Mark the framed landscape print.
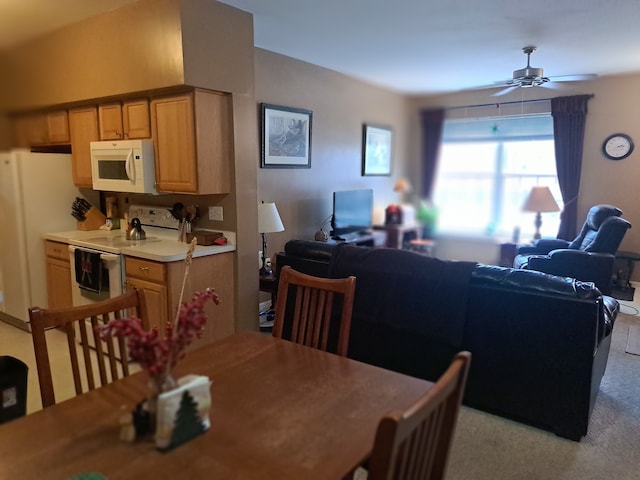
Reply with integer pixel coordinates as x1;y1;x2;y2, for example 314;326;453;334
261;103;312;168
362;124;392;176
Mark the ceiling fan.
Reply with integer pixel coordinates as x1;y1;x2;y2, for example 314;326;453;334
490;46;597;97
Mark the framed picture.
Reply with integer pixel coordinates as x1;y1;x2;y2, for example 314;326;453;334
362;124;392;176
261;103;312;168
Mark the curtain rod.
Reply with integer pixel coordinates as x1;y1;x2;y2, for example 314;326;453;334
446;94;594;112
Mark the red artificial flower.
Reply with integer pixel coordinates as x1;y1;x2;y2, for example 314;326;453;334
100;288;220;375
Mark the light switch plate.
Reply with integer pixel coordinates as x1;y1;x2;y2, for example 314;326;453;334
209;206;223;221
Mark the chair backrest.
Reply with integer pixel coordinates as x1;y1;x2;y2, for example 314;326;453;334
28;289;148;408
272;265;356;357
568;204;631;253
367;351;472;480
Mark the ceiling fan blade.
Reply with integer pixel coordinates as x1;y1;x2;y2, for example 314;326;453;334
460;80;512;92
539;81;568;90
549;74;598;82
492;85;519;97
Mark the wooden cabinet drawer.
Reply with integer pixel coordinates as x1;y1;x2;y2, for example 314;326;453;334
44;241;69;261
125;257;166;283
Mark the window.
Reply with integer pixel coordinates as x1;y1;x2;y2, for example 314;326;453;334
433;114;562;239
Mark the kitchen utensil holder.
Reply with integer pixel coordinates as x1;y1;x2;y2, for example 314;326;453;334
77;207;107;231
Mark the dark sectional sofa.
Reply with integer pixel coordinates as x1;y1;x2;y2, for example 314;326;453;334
276;240;620;441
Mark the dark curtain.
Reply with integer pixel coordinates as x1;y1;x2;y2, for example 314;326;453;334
419;108;446;199
551;94;593;240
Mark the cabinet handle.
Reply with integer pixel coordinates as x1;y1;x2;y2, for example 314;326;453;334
138;266;149;272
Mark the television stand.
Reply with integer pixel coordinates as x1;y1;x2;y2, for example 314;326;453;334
328;231;386;247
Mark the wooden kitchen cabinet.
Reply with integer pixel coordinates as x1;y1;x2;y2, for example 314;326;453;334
99;99;150;140
150;89;232;194
125;252;235;346
46;110;70;143
12;110;69;146
44;241;73;309
125;257;168;331
69;106;100;188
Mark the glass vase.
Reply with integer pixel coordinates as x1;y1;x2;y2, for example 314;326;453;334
146;371;177;431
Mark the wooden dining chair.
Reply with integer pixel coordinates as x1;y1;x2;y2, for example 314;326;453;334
272;265;356;357
28;289;148;408
366;351;472;480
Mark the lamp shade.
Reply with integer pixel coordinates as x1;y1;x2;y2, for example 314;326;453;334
393;178;412;194
258;202;285;233
522;186;560;213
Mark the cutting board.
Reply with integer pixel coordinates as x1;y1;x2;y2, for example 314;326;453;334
186;231;223;246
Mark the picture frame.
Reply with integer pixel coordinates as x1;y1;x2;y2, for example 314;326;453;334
261;103;312;168
362;124;392;176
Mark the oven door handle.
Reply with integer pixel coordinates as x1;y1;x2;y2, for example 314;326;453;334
69;245;120;263
99;253;120;263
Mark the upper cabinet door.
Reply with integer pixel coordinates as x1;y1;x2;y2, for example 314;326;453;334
46;110;70;144
99;99;150;140
122;99;150;139
151;93;198;193
98;103;124;140
150;90;232;195
12;111;69;146
69;106;99;188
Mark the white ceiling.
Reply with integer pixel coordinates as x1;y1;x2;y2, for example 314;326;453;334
3;0;640;95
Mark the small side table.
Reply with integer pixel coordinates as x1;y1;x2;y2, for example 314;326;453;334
407;238;436;256
612;251;640;301
373;224;421;249
499;242;518;267
259;273;278;330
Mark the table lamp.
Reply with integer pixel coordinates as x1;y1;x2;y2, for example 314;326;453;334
258;202;285;275
522;186;560;240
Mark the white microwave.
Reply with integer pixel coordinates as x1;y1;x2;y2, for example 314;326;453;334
90;139;157;194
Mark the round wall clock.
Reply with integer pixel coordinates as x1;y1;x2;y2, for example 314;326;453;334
602;133;634;160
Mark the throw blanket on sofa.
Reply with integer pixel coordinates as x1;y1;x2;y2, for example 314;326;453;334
329;245;477;348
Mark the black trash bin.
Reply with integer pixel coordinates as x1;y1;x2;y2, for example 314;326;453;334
0;356;28;423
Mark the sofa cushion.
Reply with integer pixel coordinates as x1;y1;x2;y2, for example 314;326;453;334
472;264;601;299
329;245;477;348
284;239;337;260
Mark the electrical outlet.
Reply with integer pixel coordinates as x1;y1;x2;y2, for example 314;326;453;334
208;206;223;221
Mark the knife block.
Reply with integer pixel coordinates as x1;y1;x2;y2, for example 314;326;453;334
77;207;107;231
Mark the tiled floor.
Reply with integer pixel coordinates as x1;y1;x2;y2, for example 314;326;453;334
0;320;139;414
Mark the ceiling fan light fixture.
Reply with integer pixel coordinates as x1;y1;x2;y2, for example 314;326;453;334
488;46;597;97
513;66;545;80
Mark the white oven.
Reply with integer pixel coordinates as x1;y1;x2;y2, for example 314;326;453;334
68;244;127;358
68;245;125;306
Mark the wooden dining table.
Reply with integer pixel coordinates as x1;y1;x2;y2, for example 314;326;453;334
0;332;433;480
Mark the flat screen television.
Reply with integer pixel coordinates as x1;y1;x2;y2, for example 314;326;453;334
331;188;374;238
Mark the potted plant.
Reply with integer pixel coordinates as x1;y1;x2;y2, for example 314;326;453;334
416;199;438;239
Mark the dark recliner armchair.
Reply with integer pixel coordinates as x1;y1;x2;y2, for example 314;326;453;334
513;204;631;295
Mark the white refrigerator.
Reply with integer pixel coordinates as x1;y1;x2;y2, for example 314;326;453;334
0;150;80;329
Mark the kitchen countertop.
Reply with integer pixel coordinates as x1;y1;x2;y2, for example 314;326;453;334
44;227;236;262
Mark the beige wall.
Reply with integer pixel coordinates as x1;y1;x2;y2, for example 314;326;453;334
255;49;410;261
0;0;184;111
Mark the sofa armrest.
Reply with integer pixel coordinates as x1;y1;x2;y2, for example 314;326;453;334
516;238;570;255
527;250;615;295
